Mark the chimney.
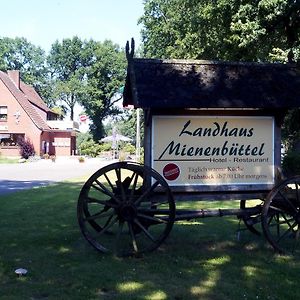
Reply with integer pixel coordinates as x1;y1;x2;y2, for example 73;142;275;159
7;70;20;89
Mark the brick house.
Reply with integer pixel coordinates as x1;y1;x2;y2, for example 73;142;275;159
0;70;77;157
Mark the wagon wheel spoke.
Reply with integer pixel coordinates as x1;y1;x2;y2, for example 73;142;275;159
128;222;138;253
267;214;275;225
133;218;156;242
137;212;169;224
104;173;114;191
87;197;118;208
266;215;294;228
269;205;286;214
113;221;125;254
97;216;119;236
240;200;262;236
77;162;175;256
267;213;296;237
278;190;298;214
262;175;300;255
84;210;115;222
276;213;280;236
276;221;298;243
129;172;139;199
115;167;126;201
92;179;121;204
135;180;160;206
280;213;296;229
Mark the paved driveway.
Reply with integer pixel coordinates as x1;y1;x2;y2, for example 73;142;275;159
0;157;112;195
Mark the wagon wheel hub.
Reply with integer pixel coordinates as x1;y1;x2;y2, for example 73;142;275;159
118;202;137;222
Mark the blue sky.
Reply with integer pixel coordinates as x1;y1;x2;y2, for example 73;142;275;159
0;0;144;52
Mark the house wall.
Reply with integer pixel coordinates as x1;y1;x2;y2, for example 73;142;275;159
0;75;77;158
0;80;42;156
41;131;76;156
53;132;73;156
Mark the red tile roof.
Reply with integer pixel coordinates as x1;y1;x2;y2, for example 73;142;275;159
20;81;52;113
0;71;51;130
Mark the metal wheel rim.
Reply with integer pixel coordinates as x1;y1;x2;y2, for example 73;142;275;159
262;175;300;255
240;199;262;236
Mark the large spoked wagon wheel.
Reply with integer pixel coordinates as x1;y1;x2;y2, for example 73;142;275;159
262;176;300;255
240;199;263;235
77;162;175;257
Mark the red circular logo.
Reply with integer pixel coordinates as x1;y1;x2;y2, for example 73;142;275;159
79;115;87;122
163;163;180;181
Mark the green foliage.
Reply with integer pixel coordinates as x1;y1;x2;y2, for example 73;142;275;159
77;132;113;157
50;106;66;120
0;157;19;163
76;132;93;149
0;37;50;98
140;0;300;62
282;108;300;150
48;36;87;80
121;143;136;154
77;132;100;157
282;149;300;176
108;109;144;144
48;37;89;120
99;142;112;152
78;139;102;157
48;38;126;138
81;40;127;140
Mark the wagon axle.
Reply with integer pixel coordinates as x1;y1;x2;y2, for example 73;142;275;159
174;206;262;221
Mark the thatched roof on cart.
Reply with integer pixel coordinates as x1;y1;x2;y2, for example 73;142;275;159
123;56;300;110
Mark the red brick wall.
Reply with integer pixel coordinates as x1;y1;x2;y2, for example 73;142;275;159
0;80;42;156
0;79;76;157
41;131;76;156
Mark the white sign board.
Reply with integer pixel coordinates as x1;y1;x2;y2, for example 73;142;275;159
151;116;274;186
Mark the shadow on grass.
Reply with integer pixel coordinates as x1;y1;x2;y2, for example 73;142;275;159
0;183;299;299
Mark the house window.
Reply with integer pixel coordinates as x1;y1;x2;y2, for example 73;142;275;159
0;133;24;147
0;106;8;121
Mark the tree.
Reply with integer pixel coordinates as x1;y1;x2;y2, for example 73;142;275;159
47;36;88;120
80;40;127;140
0;37;50;99
111;109;144;144
139;0;300;62
229;0;300;62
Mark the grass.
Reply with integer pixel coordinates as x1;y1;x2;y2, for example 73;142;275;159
0;178;300;299
0;156;19;164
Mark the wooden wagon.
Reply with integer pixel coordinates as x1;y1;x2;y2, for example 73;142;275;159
77;40;300;257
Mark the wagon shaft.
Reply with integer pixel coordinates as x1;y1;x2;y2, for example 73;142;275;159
174;206;262;221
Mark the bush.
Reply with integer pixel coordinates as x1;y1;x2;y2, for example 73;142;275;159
18;138;35;159
282;149;300;176
121;143;135;154
78;140;102;157
99;143;112;152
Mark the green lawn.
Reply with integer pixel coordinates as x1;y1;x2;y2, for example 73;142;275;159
0;178;299;299
0;157;19;164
